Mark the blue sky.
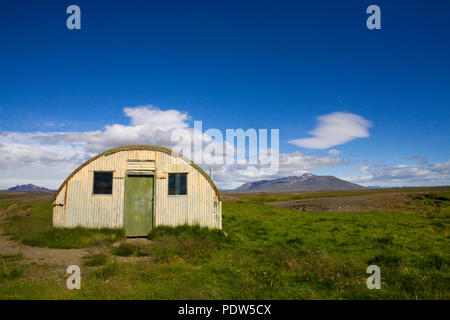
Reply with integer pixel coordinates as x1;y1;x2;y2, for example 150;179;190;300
0;0;449;189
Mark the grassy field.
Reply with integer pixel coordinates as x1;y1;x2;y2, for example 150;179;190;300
0;188;448;299
2;200;123;249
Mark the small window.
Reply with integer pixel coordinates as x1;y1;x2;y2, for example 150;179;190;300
168;173;187;195
93;171;113;194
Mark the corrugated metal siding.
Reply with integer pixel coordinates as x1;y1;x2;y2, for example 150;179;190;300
126;160;156;171
52;149;222;229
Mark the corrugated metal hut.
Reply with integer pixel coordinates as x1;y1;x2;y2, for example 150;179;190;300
52;145;222;236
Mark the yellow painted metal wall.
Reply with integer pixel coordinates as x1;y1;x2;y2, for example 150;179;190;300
53;150;222;229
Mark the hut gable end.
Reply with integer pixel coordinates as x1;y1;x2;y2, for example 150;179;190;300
52;145;222;233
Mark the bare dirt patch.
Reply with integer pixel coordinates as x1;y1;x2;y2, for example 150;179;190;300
0;204;91;266
269;192;421;212
0;203;149;266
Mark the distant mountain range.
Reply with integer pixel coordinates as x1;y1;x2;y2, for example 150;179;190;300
6;184;54;193
234;173;365;192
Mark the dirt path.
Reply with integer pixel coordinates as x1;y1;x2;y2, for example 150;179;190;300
0;204;154;267
0;204;92;266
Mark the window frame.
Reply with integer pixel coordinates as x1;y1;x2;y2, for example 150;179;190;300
92;171;114;195
168;173;188;196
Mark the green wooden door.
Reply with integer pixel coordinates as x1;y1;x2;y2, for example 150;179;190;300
125;175;154;236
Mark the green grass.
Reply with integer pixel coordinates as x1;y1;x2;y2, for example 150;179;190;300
83;253;109;267
111;243;137;257
145;225;227;264
0;254;24;282
0;188;448;299
110;226;226;264
111;243;151;257
1;201;124;248
0;201;15;211
235;186;450;204
0;262;23;282
91;262;120;280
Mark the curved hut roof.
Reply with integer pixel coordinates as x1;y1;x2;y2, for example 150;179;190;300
53;145;221;201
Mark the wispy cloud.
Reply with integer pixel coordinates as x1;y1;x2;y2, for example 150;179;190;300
347;161;450;186
289;112;372;149
328;148;341;156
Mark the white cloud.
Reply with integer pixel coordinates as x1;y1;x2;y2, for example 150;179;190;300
347;161;450;186
0;106;348;190
289;112;372;149
328;148;341;156
35;105;192;154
